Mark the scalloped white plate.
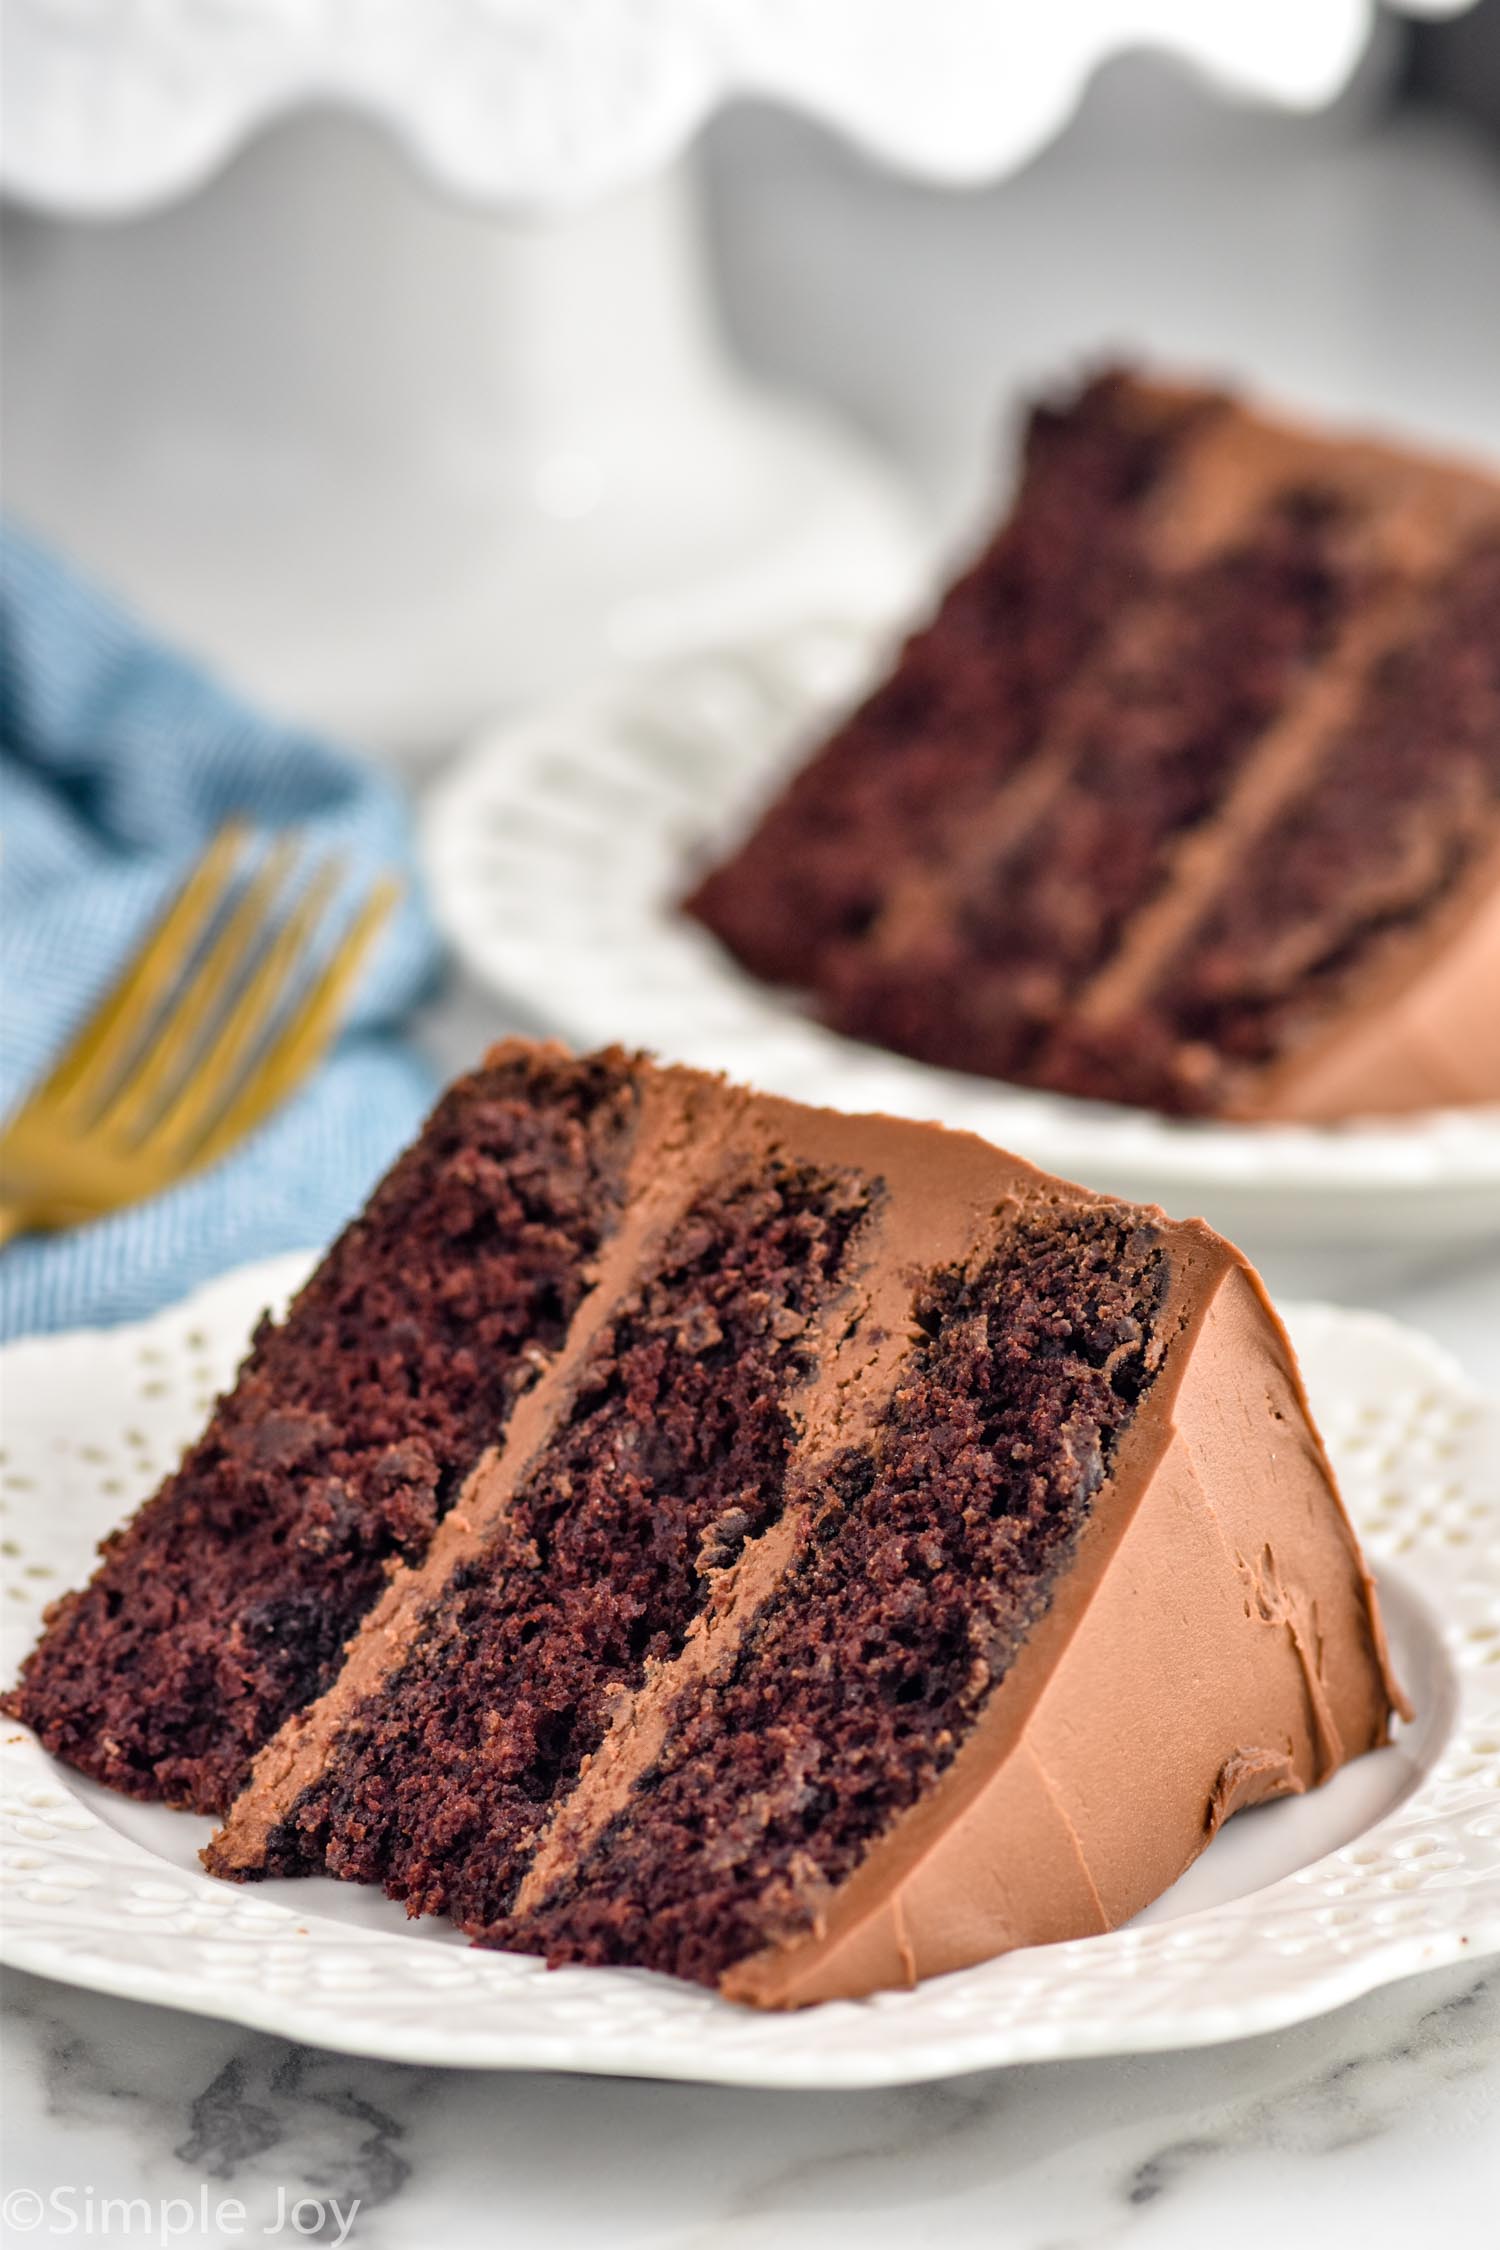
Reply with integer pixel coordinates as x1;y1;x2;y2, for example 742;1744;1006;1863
423;624;1500;1249
2;1255;1498;2085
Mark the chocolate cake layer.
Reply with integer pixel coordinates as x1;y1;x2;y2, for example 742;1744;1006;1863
685;369;1500;1120
496;1206;1172;1986
240;1158;872;1923
683;373;1209;991
2;1045;642;1811
200;1049;1401;2004
820;481;1361;1082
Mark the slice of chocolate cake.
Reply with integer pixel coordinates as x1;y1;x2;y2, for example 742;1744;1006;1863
685;369;1500;1120
49;1043;1396;2010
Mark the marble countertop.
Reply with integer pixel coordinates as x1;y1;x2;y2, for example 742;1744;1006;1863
4;1956;1496;2248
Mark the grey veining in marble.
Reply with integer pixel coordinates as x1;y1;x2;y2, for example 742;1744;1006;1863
4;1959;1497;2249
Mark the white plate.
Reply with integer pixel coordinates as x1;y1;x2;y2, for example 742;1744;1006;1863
3;1254;1498;2086
423;625;1500;1247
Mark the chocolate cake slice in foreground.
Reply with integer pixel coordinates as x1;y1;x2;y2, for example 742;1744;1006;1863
685;368;1500;1119
177;1047;1403;2006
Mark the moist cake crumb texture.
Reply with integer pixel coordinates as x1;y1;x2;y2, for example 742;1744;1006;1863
1;1045;641;1811
248;1158;872;1923
497;1207;1170;1985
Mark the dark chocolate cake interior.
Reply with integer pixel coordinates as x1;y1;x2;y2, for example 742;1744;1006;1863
493;1203;1170;1983
248;1158;873;1922
234;1181;1173;1991
3;1047;640;1811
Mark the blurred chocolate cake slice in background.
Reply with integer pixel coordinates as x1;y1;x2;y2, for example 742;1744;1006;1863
685;369;1500;1120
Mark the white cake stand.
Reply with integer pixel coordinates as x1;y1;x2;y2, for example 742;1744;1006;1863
1;0;1474;753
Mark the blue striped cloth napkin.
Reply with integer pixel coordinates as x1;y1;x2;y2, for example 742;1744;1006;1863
1;525;442;1340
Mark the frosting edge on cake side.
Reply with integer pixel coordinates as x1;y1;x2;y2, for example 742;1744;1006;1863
723;1246;1403;2007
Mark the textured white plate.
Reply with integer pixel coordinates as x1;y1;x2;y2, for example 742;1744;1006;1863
423;624;1500;1247
3;1254;1498;2085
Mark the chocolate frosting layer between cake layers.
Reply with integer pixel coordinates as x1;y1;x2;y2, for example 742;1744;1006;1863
206;1053;1403;2004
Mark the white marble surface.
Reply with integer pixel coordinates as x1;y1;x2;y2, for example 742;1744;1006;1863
5;59;1500;2250
3;1957;1497;2248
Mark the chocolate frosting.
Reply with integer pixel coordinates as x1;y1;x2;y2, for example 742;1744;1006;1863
208;1048;1404;2003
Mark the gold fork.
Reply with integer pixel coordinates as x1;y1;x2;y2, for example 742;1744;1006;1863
0;823;400;1245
